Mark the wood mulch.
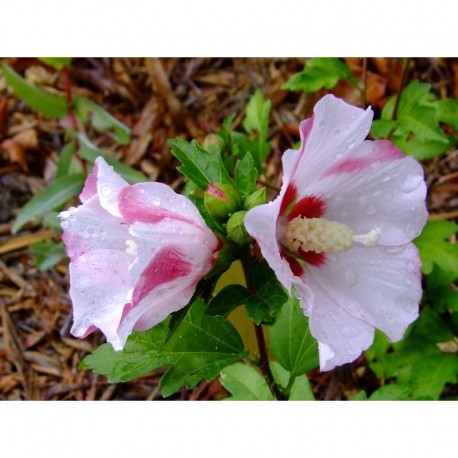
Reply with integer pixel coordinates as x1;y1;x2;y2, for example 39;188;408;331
1;58;457;400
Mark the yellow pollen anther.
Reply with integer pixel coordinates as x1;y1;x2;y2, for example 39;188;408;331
282;217;382;255
283;217;354;254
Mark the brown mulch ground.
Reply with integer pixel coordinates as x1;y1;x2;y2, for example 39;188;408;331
1;58;457;400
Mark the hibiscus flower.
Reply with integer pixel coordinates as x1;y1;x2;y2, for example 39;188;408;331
59;157;220;350
245;94;427;370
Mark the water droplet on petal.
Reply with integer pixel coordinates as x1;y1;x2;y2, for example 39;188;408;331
345;269;359;286
384;245;406;255
61;220;69;229
334;128;341;135
319;120;326;127
381;173;391;183
342;326;360;337
399;173;422;193
404;223;421;239
365;204;378;216
405;260;416;273
69;213;76;221
404;277;413;286
347;142;355;149
101;186;112;197
382;191;393;202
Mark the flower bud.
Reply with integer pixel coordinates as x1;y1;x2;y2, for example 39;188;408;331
243;187;267;211
226;211;252;245
204;183;242;220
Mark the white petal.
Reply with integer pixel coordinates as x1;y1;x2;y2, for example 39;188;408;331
94;157;129;217
291;94;373;191
60;197;131;261
245;179;298;293
69;249;134;349
307;140;428;245
305;243;422;343
305;280;375;371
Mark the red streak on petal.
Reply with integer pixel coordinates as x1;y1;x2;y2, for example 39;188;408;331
288;195;326;220
132;247;192;306
119;187;195;226
324;140;404;177
297;249;326;267
280;248;304;277
279;184;297;216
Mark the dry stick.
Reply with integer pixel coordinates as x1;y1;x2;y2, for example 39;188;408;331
62;67;86;173
392;58;412;122
361;57;368;108
240;249;286;400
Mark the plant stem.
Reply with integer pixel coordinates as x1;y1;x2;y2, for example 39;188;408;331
253;323;286;400
240;248;286;400
392;58;411;121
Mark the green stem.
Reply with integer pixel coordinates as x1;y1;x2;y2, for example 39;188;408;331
240;248;286;400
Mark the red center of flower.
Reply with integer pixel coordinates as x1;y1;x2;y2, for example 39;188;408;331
278;184;327;273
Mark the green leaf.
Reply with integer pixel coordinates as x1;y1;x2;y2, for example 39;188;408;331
55;142;76;178
366;306;458;400
370;119;396;139
270;362;315;400
81;299;246;397
243;90;271;139
73;95;131;145
168;138;233;191
12;173;86;233
38;58;72;70
282;58;356;93
245;260;288;325
30;240;67;271
415;220;458;278
437;98;458;130
235;152;258;198
352;391;368;400
382;80;453;160
270;293;319;376
220;363;274;400
207;285;250;317
76;134;147;184
397;80;433;117
369;384;411;400
1;62;68;118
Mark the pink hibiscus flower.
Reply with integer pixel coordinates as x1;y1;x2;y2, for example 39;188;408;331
245;94;428;371
59;157;220;350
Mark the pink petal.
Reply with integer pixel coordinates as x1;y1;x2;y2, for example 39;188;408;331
117;244;212;344
303;243;422;344
309;140;428;245
60;197;131;261
118;182;207;228
80;163;98;203
69;249;135;350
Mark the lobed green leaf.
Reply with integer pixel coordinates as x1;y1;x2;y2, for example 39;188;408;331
168;138;233;191
270;293;319;376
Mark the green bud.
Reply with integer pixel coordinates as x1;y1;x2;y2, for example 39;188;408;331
243;187;267;211
204;183;242;220
226;211;252;245
203;134;224;152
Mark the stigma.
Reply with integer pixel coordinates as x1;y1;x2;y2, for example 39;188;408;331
282;217;381;254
